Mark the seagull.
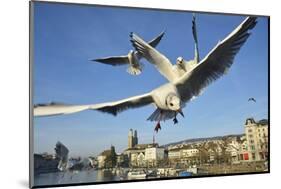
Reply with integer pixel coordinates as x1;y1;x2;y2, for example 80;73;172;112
34;17;257;132
142;14;200;81
90;31;165;75
248;97;256;102
170;13;200;80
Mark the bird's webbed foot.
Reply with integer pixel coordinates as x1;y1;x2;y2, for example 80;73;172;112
173;112;178;124
154;122;161;133
173;117;178;124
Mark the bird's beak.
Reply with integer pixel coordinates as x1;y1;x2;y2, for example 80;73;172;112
177;109;184;117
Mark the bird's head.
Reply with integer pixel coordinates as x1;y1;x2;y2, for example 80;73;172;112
176;57;184;65
166;93;181;111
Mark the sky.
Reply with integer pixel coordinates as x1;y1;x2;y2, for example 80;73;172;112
32;2;268;157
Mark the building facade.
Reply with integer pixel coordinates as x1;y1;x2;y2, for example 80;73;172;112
145;147;165;166
97;145;117;168
244;118;268;161
168;148;181;160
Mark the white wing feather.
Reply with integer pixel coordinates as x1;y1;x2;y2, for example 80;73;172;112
175;17;257;102
34;93;153;117
130;33;177;82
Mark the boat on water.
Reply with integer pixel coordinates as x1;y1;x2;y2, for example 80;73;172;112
178;171;192;177
146;169;158;178
127;170;146;179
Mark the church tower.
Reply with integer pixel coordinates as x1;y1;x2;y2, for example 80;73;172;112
133;130;138;146
128;129;134;148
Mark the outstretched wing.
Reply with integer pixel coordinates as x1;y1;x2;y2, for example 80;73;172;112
34;102;92;117
130;32;176;82
34;93;154;117
192;13;200;63
92;92;153;116
175;17;257;102
91;55;129;66
148;30;165;48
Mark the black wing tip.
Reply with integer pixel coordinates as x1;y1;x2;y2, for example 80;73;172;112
89;58;98;62
245;17;258;30
159;30;166;37
158;31;165;41
34;101;67;107
90;59;105;64
97;107;118;116
130;32;137;38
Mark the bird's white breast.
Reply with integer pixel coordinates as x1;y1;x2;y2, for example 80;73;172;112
151;83;179;110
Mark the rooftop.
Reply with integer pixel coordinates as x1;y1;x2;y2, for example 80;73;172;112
245;118;268;126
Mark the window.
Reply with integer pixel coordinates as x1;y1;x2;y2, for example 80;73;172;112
248;129;252;133
250;140;254;144
240;154;243;160
251;145;255;150
252;153;256;160
259;152;264;160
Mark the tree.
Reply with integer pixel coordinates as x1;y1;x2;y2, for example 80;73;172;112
218;137;232;164
198;142;209;164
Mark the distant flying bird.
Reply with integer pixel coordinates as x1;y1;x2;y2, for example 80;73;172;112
91;31;165;75
34;17;257;132
248;97;256;102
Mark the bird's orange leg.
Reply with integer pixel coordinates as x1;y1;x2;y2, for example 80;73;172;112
154;110;163;132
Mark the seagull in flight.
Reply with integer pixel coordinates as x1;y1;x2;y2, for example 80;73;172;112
147;14;200;82
34;17;257;132
174;13;201;76
248;97;256;102
90;31;165;75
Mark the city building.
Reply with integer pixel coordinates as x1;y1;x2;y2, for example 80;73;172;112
225;136;243;163
145;147;165;166
97;145;117;168
124;143;158;167
97;154;106;169
128;129;138;148
134;130;138;146
179;147;199;165
95;118;268;169
244;118;268;161
168;148;181;160
116;153;129;167
34;153;59;175
180;148;199;158
238;135;249;161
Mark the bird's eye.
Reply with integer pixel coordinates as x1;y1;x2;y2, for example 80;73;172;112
170;103;174;106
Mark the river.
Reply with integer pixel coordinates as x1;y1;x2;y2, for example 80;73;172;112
34;170;121;186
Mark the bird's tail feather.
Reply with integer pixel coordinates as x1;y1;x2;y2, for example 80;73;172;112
127;65;142;75
147;108;176;122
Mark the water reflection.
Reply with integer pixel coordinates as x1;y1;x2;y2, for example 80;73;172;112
34;170;120;186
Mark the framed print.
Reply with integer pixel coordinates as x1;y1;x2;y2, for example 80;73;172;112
30;1;269;188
